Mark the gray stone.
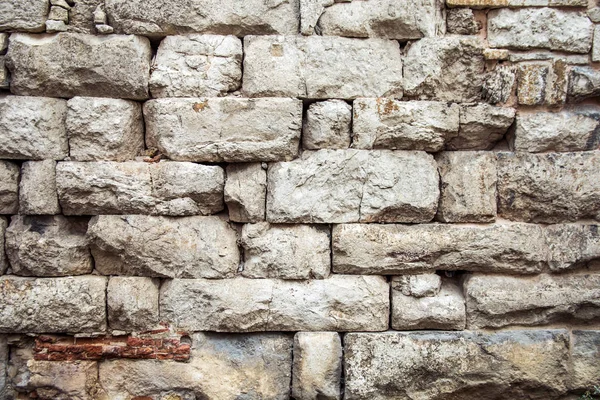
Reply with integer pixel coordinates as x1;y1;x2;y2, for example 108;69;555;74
488;8;593;53
497;152;600;223
5;215;92;277
243;35;403;99
0;34;7;54
93;5;106;24
303;100;352;149
0;161;19;214
572;331;600;391
344;330;570;400
0;95;68;160
594;26;600;62
392;274;441;298
6;33;151;100
160;275;389;332
107;277;159;332
0;0;48;32
149;34;242;98
56;161;225;216
589;7;600;22
447;103;515;150
95;24;113;34
224;163;266;222
19;160;61;215
45;19;68;33
404;36;485;102
267;150;439;223
292;332;342;400
447;8;479;35
300;0;334;35
48;6;69;22
545;224;600;272
448;0;587;5
144;97;302;162
0;56;8;89
0;335;6;397
0;218;6;275
568;66;600;102
352;99;460;152
88;215;239;278
482;65;516;104
516;61;567;106
241;222;331;279
0;276;107;333
66;97;144;161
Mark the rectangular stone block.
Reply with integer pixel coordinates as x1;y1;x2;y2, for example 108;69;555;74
516;61;567;106
267;150;439;223
448;0;587;7
0;276;107;333
243;36;403;99
569;66;600;102
224;163;267;222
107;277;159;332
19;161;60;215
160;276;389;332
0;0;48;32
447;103;515;150
145;97;302;162
303;100;352;150
6;33;151;100
0;335;5;396
56;161;225;216
545;224;600;272
572;331;600;391
0;161;19;214
594;26;600;62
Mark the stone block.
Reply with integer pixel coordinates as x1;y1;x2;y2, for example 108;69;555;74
392;274;442;298
545;224;600;272
19;161;60;215
0;0;48;32
224;163;267;222
447;103;515;150
447;9;479;34
482;65;516;104
516;61;567;106
107;277;159;332
303;100;352;149
594;26;600;62
569;66;600;102
448;0;587;6
0;217;6;275
0;161;19;214
572;330;600;391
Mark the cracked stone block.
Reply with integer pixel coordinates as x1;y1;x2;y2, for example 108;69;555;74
482;65;516;104
145;97;302;162
107;277;159;332
572;331;600;391
545;224;600;272
224;163;267;223
447;9;479;35
300;0;334;35
64;0;103;34
0;0;48;32
516;61;567;106
0;218;7;275
0;161;19;214
19;160;61;215
568;66;600;102
303;100;352;150
446;103;515;150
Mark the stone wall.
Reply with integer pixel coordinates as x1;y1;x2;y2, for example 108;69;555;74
0;0;599;399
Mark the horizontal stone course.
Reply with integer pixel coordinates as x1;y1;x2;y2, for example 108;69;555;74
448;0;587;6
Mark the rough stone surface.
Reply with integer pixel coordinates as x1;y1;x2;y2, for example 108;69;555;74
56;161;225;216
88;215;239;278
392;274;442;298
243;35;403;99
267;150;439;223
241;222;331;279
0;34;7;53
545;224;600;272
66;97;144;161
571;330;600;391
0;0;48;32
0;335;6;397
224;163;267;222
303;100;352;150
0;95;68;160
482;65;516;104
107;277;159;332
447;9;479;35
448;0;587;6
149;34;242;98
344;330;570;400
0;161;19;214
488;8;593;53
19;161;61;215
144;97;302;162
160;276;389;332
594;26;600;63
5;215;92;277
0;218;6;275
0;276;107;333
446;103;515;150
6;33;151;100
568;66;600;102
497;152;600;223
292;332;342;400
0;56;8;89
516;61;567;106
352;99;460;152
300;0;334;35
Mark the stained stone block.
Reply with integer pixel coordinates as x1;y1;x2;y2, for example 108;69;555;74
569;66;600;102
19;161;60;215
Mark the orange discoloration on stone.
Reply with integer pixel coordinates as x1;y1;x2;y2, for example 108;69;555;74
193;100;209;112
375;98;399;116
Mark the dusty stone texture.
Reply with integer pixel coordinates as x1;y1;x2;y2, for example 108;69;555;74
403;37;485;102
446;103;516;150
300;0;332;35
0;34;7;53
392;274;441;298
241;222;331;279
160;275;389;332
6;33;151;100
105;0;300;37
0;335;6;397
0;161;19;214
594;26;600;63
464;273;600;329
447;9;479;35
0;218;6;275
99;333;293;400
516;61;567;106
568;66;600;102
482;65;516;104
448;0;587;6
332;223;548;275
46;19;68;33
5;215;92;277
107;277;159;332
149;34;242;98
267;150;439;223
436;152;497;223
344;330;570;400
0;96;68;160
0;0;48;32
488;8;593;53
545;224;600;272
292;332;342;400
88;215;239;278
352;99;460;152
56;161;225;216
224;163;267;222
0;276;107;333
571;330;600;391
303;100;352;149
66;97;144;162
0;56;8;89
496;152;600;223
243;35;403;99
65;0;103;34
145;97;302;162
19;161;61;215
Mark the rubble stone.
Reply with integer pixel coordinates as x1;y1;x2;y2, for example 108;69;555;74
224;163;267;222
303;100;352;149
107;277;159;332
482;65;516;104
19;161;61;215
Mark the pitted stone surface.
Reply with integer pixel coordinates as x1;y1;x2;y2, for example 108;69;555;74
0;161;19;214
447;9;479;35
224;163;267;223
545;224;600;272
392;274;442;298
303;100;352;150
569;66;600;102
447;103;515;150
572;330;600;391
0;0;48;32
19;160;61;215
107;277;159;332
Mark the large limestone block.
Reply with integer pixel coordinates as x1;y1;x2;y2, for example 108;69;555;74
0;0;48;32
243;35;403;99
99;333;293;400
104;0;300;37
6;33;151;100
267;150;439;223
393;274;442;298
464;273;600;329
19;161;61;215
88;215;239;278
344;330;570;400
404;37;485;102
572;331;600;391
224;163;266;222
488;8;593;53
66;97;144;161
497;152;600;223
56;161;225;216
0;276;107;333
545;224;600;272
333;223;548;274
352;99;460;152
0;161;19;214
447;103;515;150
160;276;389;332
303;100;352;150
0;218;6;275
149;34;242;98
0;96;68;160
241;222;330;279
144;97;302;162
107;277;159;332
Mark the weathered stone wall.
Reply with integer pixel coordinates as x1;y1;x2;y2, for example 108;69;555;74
0;0;599;399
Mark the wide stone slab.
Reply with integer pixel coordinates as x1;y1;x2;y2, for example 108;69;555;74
267;150;439;223
0;0;48;32
160;276;389;332
144;97;302;162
